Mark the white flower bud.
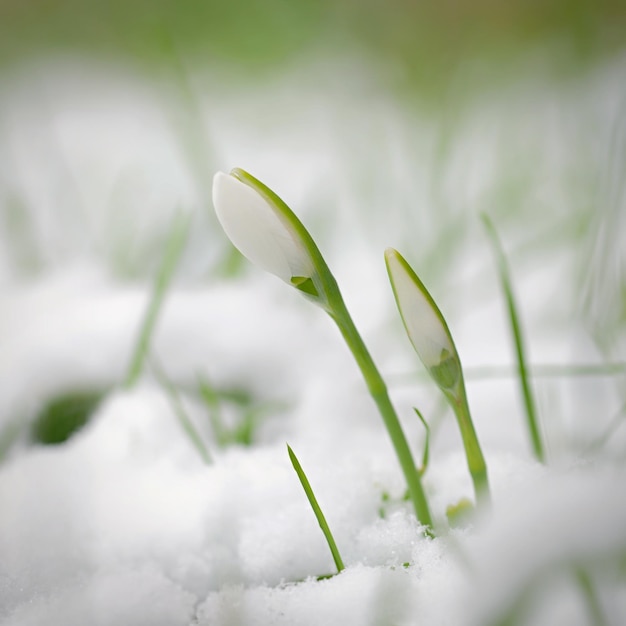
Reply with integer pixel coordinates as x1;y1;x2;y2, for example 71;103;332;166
212;170;315;286
385;248;459;390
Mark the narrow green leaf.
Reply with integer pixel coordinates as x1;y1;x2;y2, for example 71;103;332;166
574;568;608;626
287;444;345;574
481;213;545;463
125;211;190;388
445;498;474;528
413;407;431;476
197;375;228;448
151;359;212;465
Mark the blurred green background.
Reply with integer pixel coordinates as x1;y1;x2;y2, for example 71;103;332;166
1;0;625;96
1;0;624;454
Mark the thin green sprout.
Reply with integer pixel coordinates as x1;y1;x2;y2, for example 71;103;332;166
574;568;608;626
445;498;474;528
125;211;190;388
214;169;434;532
197;375;283;447
287;444;345;574
413;407;431;476
388;362;626;385
385;248;490;507
197;375;228;447
481;213;545;463
151;359;212;465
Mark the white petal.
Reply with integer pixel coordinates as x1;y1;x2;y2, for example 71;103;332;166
386;249;454;368
212;172;313;283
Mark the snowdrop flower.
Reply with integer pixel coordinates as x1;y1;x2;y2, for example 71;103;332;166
212;168;330;305
385;247;490;505
212;169;434;527
385;248;459;391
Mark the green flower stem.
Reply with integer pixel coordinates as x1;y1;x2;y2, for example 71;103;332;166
329;297;435;532
445;382;490;506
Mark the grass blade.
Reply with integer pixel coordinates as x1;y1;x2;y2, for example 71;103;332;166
151;359;212;465
482;213;545;463
574;568;608;626
125;211;190;388
413;407;431;476
287;444;345;574
197;375;228;447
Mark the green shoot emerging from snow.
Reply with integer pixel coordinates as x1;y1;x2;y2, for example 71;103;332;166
125;211;190;389
413;407;431;476
287;444;345;575
481;214;545;463
151;359;212;465
213;168;434;531
385;248;490;507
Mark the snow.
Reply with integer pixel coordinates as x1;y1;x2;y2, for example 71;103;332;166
1;53;625;624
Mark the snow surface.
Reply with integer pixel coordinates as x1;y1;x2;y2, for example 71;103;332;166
1;54;625;625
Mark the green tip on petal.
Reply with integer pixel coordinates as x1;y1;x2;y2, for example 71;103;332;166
290;276;320;297
384;248;460;390
428;348;460;391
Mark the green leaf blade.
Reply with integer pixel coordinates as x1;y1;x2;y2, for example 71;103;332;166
482;213;545;463
287;444;345;574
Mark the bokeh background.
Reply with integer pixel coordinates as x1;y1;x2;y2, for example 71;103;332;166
0;0;625;456
2;0;625;84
